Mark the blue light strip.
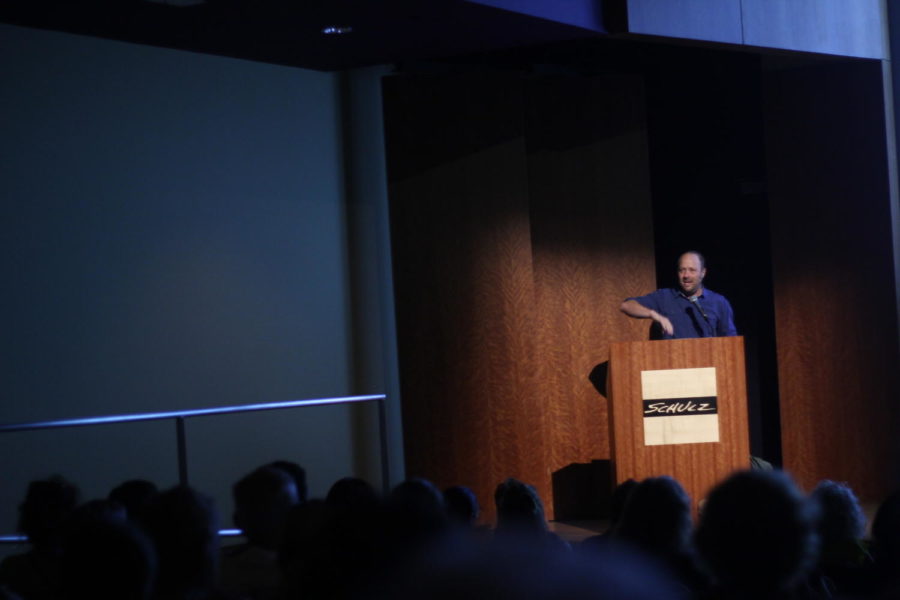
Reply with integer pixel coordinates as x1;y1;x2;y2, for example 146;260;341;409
219;528;243;537
0;530;244;544
0;394;386;433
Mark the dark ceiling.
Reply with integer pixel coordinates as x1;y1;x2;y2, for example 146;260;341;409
0;0;619;71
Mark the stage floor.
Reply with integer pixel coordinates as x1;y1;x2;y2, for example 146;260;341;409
548;520;609;544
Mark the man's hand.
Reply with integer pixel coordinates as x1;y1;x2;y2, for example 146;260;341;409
619;300;674;336
652;312;674;336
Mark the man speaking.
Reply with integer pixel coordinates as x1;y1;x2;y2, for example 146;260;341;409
620;251;737;339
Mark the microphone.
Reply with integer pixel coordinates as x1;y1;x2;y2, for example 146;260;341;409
688;295;709;322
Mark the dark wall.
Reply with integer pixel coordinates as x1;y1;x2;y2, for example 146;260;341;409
642;48;781;464
0;24;376;534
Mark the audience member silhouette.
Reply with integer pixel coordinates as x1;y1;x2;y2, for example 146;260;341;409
611;476;691;553
267;460;308;506
609;476;706;594
0;476;79;600
325;476;378;513
108;479;159;524
443;485;480;529
377;531;682;600
139;485;223;600
493;478;567;551
581;478;637;551
807;479;872;597
59;499;155;600
280;477;385;600
219;466;299;600
278;500;340;600
0;586;20;600
607;478;638;528
328;478;387;597
384;478;448;556
494;478;546;534
870;488;900;598
21;466;900;600
694;470;819;600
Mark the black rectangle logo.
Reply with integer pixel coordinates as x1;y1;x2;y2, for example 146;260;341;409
643;396;718;417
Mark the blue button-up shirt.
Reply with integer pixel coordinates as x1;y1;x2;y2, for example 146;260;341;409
627;288;737;339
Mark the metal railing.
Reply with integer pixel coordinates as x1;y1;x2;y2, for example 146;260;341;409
0;393;390;496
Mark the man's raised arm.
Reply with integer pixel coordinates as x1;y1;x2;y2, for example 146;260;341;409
619;299;674;336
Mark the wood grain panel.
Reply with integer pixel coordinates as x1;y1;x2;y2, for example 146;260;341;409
384;74;546;522
384;72;658;521
608;337;750;515
764;60;900;500
525;75;657;487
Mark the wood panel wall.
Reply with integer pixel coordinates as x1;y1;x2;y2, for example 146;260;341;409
383;73;656;520
764;60;900;500
525;75;656;477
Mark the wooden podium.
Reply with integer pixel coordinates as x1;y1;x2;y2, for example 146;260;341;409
607;337;750;514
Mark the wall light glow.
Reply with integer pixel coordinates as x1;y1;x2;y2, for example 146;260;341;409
322;26;353;35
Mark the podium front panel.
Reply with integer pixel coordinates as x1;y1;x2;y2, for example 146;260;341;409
608;336;749;513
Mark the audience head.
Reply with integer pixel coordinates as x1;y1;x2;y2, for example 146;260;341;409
60;502;155;600
871;489;900;570
443;485;480;527
23;466;869;600
278;500;334;598
66;498;127;530
380;534;682;600
326;476;379;513
268;460;308;505
279;499;331;567
388;478;447;533
18;476;80;553
608;478;638;525
612;476;692;559
140;485;220;598
233;465;300;550
695;469;818;596
494;478;547;534
810;479;866;547
108;479;158;523
383;478;449;560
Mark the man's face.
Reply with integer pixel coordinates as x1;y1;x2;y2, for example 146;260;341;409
677;253;706;297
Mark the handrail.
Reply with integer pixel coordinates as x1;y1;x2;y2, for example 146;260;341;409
0;393;390;495
0;530;243;544
0;395;387;432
